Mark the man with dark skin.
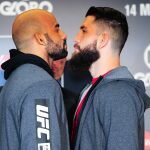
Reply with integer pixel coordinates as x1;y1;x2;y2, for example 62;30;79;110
0;9;70;150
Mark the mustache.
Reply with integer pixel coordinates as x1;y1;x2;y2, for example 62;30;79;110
64;39;67;47
63;39;68;50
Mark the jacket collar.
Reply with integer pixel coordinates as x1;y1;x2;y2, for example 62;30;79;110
2;49;53;79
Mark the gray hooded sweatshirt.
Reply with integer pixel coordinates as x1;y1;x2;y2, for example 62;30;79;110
0;50;70;150
74;66;150;150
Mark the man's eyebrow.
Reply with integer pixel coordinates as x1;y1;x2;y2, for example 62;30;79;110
55;24;60;28
80;25;87;30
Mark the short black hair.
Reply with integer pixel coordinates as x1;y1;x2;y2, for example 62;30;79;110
86;6;128;53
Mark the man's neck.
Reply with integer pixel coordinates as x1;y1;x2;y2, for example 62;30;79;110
89;56;120;78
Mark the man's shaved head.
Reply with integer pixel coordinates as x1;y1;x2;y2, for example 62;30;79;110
12;9;56;51
11;9;67;63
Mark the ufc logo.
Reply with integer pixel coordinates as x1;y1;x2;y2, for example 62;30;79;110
36;104;50;150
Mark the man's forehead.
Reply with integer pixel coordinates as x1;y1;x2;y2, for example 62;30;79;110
80;16;95;29
40;13;58;28
83;16;95;24
51;18;60;29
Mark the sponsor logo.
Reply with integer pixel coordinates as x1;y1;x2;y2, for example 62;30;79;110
36;100;51;150
0;0;53;16
145;132;150;150
134;44;150;87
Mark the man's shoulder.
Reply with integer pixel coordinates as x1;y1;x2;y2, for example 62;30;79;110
98;79;135;91
16;63;52;77
9;64;53;85
2;64;56;101
94;80;137;104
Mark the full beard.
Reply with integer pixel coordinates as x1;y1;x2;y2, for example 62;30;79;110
69;41;100;72
45;33;68;60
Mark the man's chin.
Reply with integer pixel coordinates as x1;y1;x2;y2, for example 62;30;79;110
49;49;68;60
69;50;99;72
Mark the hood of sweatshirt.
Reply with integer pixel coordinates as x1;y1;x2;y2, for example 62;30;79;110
1;49;53;80
99;66;150;110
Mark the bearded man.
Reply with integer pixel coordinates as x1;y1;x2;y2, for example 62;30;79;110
69;6;150;150
0;9;70;150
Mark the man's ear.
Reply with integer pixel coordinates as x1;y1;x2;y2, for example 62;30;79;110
34;32;47;45
97;32;109;49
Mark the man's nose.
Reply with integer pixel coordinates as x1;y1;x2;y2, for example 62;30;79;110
60;30;67;40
